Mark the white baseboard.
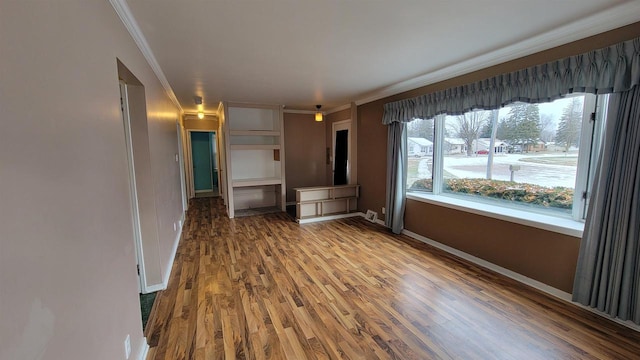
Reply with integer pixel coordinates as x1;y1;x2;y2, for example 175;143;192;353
400;229;640;333
161;221;183;290
402;229;572;301
285;201;296;206
136;338;149;360
144;283;164;294
298;212;363;224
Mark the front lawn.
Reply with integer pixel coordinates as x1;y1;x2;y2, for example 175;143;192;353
409;178;574;209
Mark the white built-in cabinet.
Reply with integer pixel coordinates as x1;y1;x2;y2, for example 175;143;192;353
222;103;285;218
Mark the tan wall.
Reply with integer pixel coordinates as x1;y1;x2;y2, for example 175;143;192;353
404;201;580;291
184;116;219;130
0;2;182;359
356;22;640;293
284;113;327;202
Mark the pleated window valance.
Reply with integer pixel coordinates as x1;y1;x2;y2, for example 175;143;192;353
382;38;640;125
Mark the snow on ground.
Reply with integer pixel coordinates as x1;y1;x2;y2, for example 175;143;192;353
419;153;578;188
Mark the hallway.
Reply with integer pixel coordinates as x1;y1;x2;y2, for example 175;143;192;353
145;198;640;359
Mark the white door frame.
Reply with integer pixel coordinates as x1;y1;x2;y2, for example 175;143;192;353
332;119;351;185
186;129;220;198
176;122;188;212
119;81;146;292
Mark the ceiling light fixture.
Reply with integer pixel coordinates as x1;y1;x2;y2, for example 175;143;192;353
194;96;204;119
315;105;323;122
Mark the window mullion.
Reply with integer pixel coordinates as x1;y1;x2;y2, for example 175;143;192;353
573;93;597;220
433;114;445;194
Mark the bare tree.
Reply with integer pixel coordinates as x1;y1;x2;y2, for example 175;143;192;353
556;97;583;152
450;111;487;156
539;113;556;142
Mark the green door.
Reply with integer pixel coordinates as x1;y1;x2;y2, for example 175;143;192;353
191;132;212;191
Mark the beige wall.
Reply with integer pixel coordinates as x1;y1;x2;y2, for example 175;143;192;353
284;113;327;202
184;116;219;131
0;1;182;359
356;22;640;293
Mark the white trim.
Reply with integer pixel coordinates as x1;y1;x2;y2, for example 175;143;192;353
119;82;147;293
135;339;149;360
332;120;352;185
195;189;213;193
161;216;184;290
297;212;363;224
402;229;572;300
109;0;183;113
353;2;640;107
283;109;316;114
326;104;351;115
283;104;353;116
406;193;584;238
375;218;385;226
144;283;165;294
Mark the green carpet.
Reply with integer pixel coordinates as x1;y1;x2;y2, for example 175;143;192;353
140;292;157;330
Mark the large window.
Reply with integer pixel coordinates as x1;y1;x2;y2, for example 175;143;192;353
407;93;608;221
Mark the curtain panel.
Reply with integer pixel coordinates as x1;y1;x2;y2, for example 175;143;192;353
572;87;640;324
385;122;407;234
383;38;640;125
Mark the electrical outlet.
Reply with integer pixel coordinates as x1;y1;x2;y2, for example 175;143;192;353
173;222;177;231
381;207;386;215
124;334;131;359
175;153;179;162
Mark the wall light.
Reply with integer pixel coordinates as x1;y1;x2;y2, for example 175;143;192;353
315;105;323;122
197;111;205;119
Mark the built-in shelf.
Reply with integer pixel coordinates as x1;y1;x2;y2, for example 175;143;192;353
295;184;359;222
222;102;286;218
233;177;282;187
230;144;280;150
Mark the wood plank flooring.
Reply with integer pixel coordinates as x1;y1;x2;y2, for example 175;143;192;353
145;197;640;359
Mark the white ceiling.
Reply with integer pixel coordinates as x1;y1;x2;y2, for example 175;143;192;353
122;0;640;114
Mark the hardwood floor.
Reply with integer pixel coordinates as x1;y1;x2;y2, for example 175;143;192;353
145;197;640;359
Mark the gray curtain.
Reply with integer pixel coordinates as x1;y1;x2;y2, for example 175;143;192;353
383;38;640;124
385;122;407;234
381;36;640;322
572;85;640;324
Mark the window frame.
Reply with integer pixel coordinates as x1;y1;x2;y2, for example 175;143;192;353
406;93;609;232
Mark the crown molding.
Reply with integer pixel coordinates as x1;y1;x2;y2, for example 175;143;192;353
354;1;640;106
284;103;352;115
109;0;183;113
283;109;316;114
325;103;351;115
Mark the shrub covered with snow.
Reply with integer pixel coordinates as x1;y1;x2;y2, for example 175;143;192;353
409;178;574;209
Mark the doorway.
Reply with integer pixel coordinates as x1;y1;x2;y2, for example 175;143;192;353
332;120;351;185
190;131;219;197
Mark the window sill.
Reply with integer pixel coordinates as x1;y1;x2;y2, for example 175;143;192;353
406;193;584;238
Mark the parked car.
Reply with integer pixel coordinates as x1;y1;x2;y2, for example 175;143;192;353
476;149;489;155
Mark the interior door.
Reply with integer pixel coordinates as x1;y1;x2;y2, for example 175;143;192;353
333;120;351;185
191;132;213;192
